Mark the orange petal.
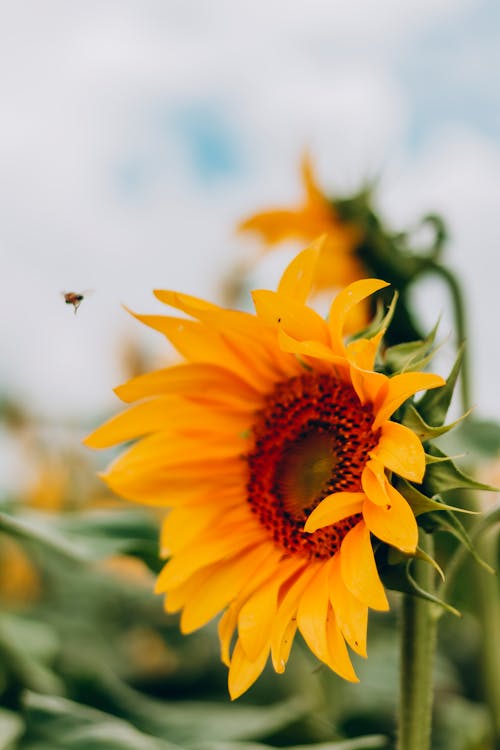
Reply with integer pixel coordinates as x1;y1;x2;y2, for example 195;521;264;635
180;544;274;634
328;553;368;657
296;563;330;664
325;604;359;682
114;362;259;404
219;603;238;667
372;421;425;483
277;240;324;303
277;328;347;366
372;372;445;430
349;365;387;407
363;483;418;554
270;565;317;673
238;560;303;661
301;153;325;205
228;639;269;700
361;459;391;506
304;492;365;532
328;280;390;356
340;521;389;611
346;331;384;372
154;531;263;591
252;290;330;344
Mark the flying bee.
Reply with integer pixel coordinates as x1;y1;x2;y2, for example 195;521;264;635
62;290;93;314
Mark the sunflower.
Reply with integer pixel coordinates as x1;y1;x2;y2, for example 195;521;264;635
85;239;444;699
239;154;365;291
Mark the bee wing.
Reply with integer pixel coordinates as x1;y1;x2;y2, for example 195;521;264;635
80;289;95;297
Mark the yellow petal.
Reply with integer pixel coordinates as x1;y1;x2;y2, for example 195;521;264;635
153;531;263;591
114;362;259;404
346;330;384;372
304;492;365;532
270;565;317;673
363;483;418;554
252;290;330;344
328;553;368;657
277;239;324;303
296;563;330;664
153;289;219;315
340;521;389;611
372;372;445;430
271;619;297;674
325;604;359;682
361;459;391;506
301;153;325;205
228;639;269;700
328;280;390;356
349;365;387;407
238;562;302;661
219;603;238;667
372;420;425;483
277;328;347;366
180;544;274;634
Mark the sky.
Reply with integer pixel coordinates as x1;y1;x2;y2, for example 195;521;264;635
1;0;500;426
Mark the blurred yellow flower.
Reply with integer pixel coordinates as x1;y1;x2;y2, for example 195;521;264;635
239;155;365;291
86;239;444;699
0;535;40;605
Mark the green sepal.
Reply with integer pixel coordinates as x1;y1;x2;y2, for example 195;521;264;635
423;445;498;494
422;507;495;575
377;545;460;616
396;478;477;517
405;557;461;617
349;290;398;343
415;346;463;427
414;544;445;582
383;320;439;374
402;404;471;442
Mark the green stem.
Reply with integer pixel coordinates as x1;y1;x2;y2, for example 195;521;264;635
397;533;437;750
425;260;500;745
420;262;471;410
472;529;500;747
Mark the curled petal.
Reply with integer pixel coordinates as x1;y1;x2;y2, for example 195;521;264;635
329;280;390;356
228;639;270;700
277;239;324;302
304;492;365;532
363;484;418;554
373;372;445;430
372;420;426;483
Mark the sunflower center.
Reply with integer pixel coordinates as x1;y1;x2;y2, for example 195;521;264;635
247;373;379;560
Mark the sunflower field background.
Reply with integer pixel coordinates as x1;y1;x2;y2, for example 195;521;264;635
2;2;500;749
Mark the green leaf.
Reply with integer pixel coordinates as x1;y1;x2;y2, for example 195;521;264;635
383;321;439;374
0;617;64;696
425;509;495;575
396;479;476;517
0;512;90;562
415;347;463;427
423;446;497;494
21;693;182;750
404;558;461;617
349;292;398;343
0;708;24;750
189;738;388;750
402;404;470;442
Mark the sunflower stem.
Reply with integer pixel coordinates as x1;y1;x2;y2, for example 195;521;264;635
397;532;437;750
472;527;500;746
420;261;470;410
429;262;500;745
